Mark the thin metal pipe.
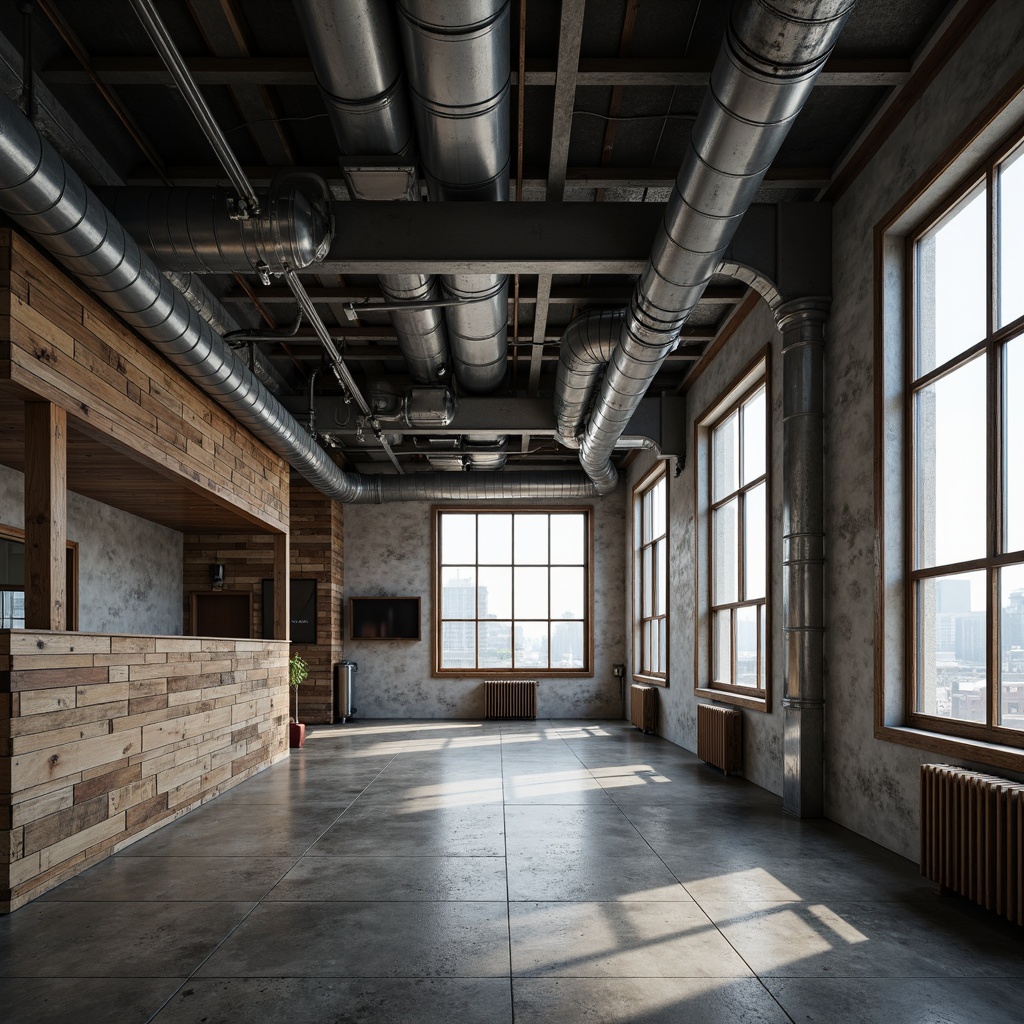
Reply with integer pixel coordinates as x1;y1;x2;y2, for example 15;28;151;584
283;269;404;472
127;0;261;217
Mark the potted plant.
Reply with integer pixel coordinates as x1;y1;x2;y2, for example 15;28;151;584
288;654;309;748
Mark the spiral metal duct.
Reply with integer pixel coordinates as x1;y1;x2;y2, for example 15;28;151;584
293;0;450;386
553;308;625;450
397;0;511;394
162;269;285;395
566;0;856;493
0;91;598;503
99;176;333;275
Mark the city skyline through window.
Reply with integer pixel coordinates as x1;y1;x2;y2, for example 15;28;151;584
436;509;590;674
911;135;1024;735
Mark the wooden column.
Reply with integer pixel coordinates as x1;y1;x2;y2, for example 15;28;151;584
273;532;289;641
24;401;67;630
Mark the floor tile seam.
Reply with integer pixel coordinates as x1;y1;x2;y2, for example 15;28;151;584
506;971;759;979
135;748;409;1024
498;722;517;1024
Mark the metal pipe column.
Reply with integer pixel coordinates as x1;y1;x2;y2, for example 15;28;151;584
777;297;829;818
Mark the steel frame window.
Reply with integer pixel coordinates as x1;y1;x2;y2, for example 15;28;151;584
633;462;668;683
707;376;768;697
433;507;592;676
906;130;1024;746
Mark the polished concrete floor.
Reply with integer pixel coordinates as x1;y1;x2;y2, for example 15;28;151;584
3;719;1024;1023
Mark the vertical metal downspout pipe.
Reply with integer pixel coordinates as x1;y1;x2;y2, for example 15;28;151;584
573;0;856;493
397;0;511;394
292;0;451;384
777;298;829;817
0;92;598;503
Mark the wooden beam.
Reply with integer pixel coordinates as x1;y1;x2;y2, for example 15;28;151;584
547;0;587;201
273;531;289;642
24;402;67;631
528;273;553;396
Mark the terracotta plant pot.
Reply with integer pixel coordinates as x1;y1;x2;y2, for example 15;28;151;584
289;722;306;748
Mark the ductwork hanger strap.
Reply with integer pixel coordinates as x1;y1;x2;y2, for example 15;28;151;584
127;0;260;219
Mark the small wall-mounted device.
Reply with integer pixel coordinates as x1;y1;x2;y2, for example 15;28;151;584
613;664;625;677
210;563;225;589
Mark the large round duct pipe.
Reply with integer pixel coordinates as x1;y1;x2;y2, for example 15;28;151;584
292;0;414;158
568;0;856;493
98;177;333;275
553;308;624;449
397;0;511;395
0;92;600;503
293;0;451;386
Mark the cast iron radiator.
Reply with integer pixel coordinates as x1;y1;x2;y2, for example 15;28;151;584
920;764;1024;924
696;703;742;774
630;684;658;734
484;680;538;719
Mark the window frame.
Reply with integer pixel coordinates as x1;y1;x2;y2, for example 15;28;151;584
694;348;772;711
0;522;79;631
431;505;594;677
902;129;1024;749
632;461;669;685
873;90;1024;773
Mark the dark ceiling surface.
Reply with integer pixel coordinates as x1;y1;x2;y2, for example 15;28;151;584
0;0;957;475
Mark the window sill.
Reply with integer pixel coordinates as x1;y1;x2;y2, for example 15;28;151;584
694;686;769;712
876;724;1024;775
632;675;668;688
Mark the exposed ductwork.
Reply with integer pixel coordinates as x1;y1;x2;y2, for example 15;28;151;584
99;176;333;277
397;0;511;394
162;269;287;395
0;91;599;503
553;307;624;450
294;0;451;386
559;0;856;493
291;0;414;160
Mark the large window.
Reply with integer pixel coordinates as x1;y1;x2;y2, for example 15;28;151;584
695;353;770;708
434;508;591;675
633;463;668;682
907;133;1024;745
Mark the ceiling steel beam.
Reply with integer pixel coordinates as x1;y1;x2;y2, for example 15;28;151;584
283;394;687;456
127;164;831;191
45;54;911;88
312;200;828;279
221;283;748;306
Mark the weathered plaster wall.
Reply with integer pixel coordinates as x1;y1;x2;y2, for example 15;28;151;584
625;299;786;796
344;493;627;719
824;0;1024;859
0;463;183;635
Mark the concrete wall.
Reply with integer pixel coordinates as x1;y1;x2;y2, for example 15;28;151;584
344;493;627;719
625;299;786;797
823;0;1024;860
0;463;183;636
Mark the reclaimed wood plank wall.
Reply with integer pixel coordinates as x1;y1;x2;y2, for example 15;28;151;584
0;230;289;534
0;630;289;913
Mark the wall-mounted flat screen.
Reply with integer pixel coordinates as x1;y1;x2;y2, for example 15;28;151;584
350;596;421;640
262;578;317;644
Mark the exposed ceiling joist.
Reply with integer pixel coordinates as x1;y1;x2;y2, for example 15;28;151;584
43;54;912;89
